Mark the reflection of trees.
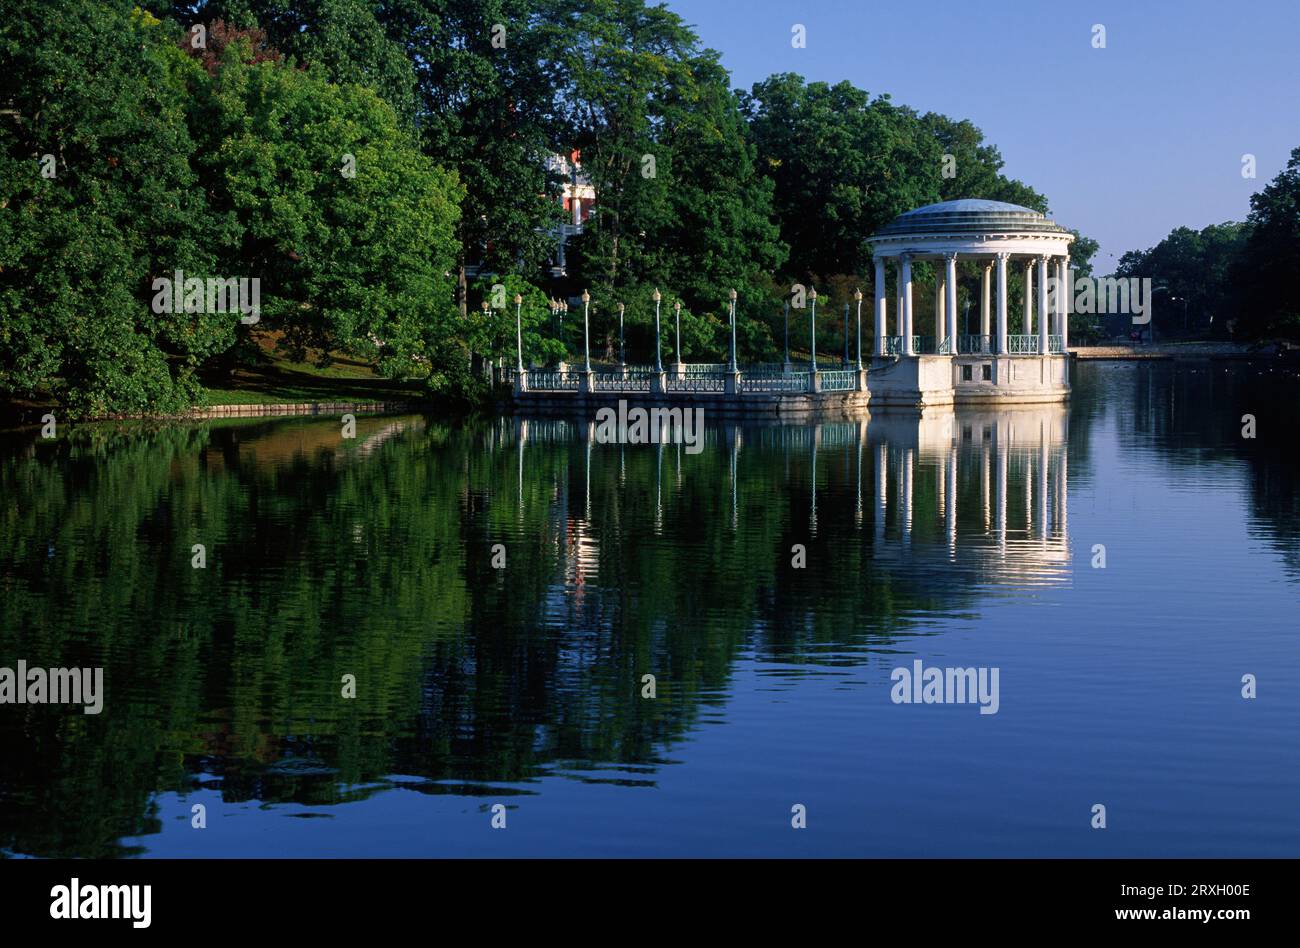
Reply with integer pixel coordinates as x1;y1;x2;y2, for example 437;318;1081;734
1;407;1077;856
1071;361;1300;576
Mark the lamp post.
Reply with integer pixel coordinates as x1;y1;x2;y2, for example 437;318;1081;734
652;288;663;372
481;300;491;381
514;293;524;373
783;300;790;368
854;287;863;370
728;288;738;371
561;299;569;368
674;300;682;371
548;299;557;366
617;302;625;367
809;287;818;369
581;289;591;371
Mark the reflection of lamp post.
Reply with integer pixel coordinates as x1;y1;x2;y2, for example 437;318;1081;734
652;288;663;372
581;289;591;371
514;293;524;372
728;288;738;371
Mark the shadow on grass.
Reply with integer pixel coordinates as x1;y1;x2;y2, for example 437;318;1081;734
200;355;426;406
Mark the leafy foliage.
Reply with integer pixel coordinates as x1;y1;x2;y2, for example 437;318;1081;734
1117;222;1250;338
1234;148;1300;341
2;0;1113;411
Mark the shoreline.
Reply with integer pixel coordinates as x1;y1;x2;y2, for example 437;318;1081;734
1070;343;1274;361
0;399;436;431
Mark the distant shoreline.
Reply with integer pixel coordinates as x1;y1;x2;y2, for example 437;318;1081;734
1071;342;1275;361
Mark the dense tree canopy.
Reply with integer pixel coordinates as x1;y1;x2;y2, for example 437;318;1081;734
547;0;785;357
0;3;220;415
741;75;1050;282
1234;147;1300;341
1116;222;1249;338
2;0;1119;414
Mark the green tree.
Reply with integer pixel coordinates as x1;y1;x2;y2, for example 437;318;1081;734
923;112;1047;212
0;2;225;415
742;74;1064;305
384;0;566;309
468;273;565;367
1117;222;1248;339
548;0;785;362
186;41;464;381
742;75;935;282
177;1;419;128
1234;147;1300;341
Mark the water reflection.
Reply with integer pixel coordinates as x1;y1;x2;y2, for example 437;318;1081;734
2;362;1298;857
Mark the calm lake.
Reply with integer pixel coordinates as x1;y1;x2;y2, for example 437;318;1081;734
2;361;1297;858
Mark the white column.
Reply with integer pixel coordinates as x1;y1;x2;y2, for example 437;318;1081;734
901;255;914;355
935;270;945;348
895;279;903;348
945;253;959;354
981;263;992;342
1037;255;1049;356
1058;257;1070;351
1023;260;1034;335
874;257;887;356
995;252;1009;354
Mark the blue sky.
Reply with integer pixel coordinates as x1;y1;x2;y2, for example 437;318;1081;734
668;0;1300;270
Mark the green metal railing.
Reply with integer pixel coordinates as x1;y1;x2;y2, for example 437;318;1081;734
740;370;808;393
528;370;581;390
819;370;855;392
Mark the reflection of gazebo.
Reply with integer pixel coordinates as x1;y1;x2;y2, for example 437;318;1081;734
867;200;1074;357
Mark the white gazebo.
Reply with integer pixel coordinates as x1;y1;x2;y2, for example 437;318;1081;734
865;199;1074;407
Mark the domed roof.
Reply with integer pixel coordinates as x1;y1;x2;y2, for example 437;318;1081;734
872;199;1070;238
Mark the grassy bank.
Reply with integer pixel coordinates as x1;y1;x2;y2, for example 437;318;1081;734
199;356;424;405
